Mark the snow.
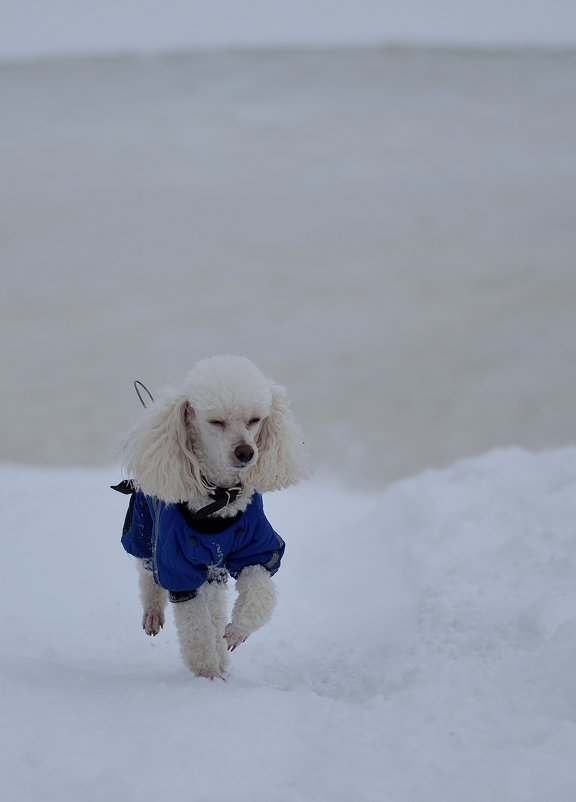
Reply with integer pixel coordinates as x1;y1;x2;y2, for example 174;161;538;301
2;448;576;801
1;41;576;800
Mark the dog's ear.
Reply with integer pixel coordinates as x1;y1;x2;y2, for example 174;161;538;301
248;383;311;493
122;392;204;502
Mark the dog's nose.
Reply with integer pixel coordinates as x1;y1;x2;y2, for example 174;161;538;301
234;444;254;464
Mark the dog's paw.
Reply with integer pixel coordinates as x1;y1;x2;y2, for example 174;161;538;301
223;622;250;652
196;668;227;681
142;608;165;636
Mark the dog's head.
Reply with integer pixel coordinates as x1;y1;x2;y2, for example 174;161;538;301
122;355;310;504
183;355;274;484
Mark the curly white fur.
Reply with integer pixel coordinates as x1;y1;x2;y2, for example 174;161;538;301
121;355;310;679
122;355;309;509
224;565;278;651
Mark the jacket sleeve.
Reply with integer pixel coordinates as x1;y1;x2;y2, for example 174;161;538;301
226;517;285;579
120;490;154;560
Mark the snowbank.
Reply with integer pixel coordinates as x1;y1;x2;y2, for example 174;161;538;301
2;447;576;801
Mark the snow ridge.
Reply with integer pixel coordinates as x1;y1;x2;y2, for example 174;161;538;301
1;448;576;801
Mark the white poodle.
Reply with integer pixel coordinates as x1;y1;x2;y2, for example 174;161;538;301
115;355;310;679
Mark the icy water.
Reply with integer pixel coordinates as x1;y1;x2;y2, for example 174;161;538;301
1;46;575;485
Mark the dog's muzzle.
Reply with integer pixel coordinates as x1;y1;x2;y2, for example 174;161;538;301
234;444;255;465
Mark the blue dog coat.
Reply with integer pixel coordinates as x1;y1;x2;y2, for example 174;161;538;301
120;489;285;595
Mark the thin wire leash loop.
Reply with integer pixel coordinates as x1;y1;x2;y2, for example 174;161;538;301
134;380;154;408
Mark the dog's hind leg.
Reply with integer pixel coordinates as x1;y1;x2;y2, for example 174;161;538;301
137;559;168;636
172;587;223;679
204;580;230;675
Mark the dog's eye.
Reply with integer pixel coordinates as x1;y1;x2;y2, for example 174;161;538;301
248;418;261;426
209;420;226;428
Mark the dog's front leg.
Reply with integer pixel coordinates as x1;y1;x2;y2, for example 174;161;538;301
172;587;223;679
224;565;277;651
137;560;167;636
203;580;230;675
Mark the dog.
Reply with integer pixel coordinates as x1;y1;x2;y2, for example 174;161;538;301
116;355;310;679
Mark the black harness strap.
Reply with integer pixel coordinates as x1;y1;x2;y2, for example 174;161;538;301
111;479;136;494
111;479;242;522
192;484;242;519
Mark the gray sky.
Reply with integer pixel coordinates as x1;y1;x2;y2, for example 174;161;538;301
2;0;576;58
